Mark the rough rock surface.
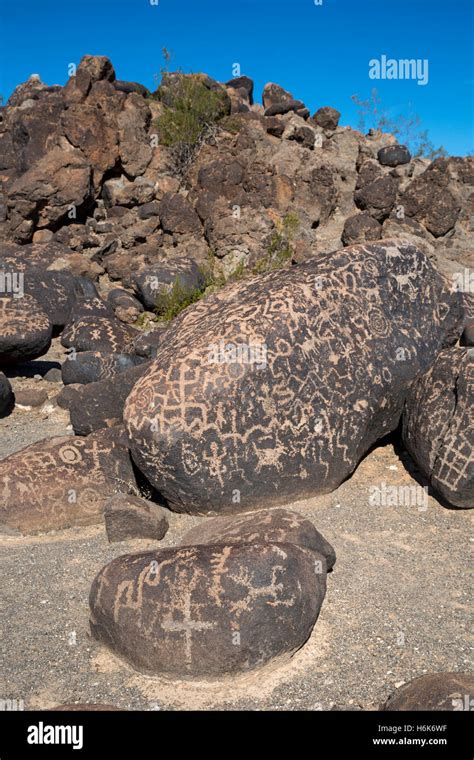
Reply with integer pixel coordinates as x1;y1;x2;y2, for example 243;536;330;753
89;541;326;678
63;361;151;435
0;295;52;365
61;314;137;354
22;269;77;329
133;258;205;311
0;371;14;417
104;492;169;542
313;106;340;131
124;241;463;514
381;673;474;711
0;427;136;533
181;508;336;569
398;158;461;238
402;348;473;508
377;144;411;167
61;351;144;385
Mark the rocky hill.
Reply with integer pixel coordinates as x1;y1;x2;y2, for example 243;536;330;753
1;54;472;285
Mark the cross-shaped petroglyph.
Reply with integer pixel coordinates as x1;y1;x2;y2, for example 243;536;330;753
161;592;216;667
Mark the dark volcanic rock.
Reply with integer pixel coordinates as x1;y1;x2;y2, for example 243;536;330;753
132;326;169;358
313;106;341;131
399;158;461;237
133;258;205;311
74;55;116;97
0;295;52;366
61;314;137;354
381;673;474;711
158;193;202;235
89;541;325;677
114;80;149;97
0;372;14;417
61;351;145;385
460;321;474;347
225;76;254;105
341;212;382;246
0;242;76;272
124;241;463;514
107;288;144;323
0;428;136;534
7;146;93;239
262;82;293;109
181;508;336;569
402;347;473;509
354;176;397;221
104;493;169;542
377;144;411;167
64;361;151;435
22;269;77;329
264;99;305;117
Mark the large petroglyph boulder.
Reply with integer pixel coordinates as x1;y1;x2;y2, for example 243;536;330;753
124;241;463;514
402;347;473;509
0;428;136;533
181;509;336;569
0;295;53;365
89;541;326;678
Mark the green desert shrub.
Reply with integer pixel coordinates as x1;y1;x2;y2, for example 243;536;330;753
154;270;211;322
254;213;300;274
154;72;230;176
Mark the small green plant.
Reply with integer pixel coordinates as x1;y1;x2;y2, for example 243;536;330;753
155;74;227;147
155;272;211;322
254;213;300;274
219;115;244;134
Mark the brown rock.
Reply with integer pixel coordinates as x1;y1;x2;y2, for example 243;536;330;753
402;348;473;509
354;175;397;221
0;295;52;365
158;192;202;235
399;158;461;237
104;493;169;542
8;146;93;233
342;212;382;245
262;82;293;109
382;673;474;711
313;106;341;131
181;508;336;569
0;428;136;534
14;388;48;408
89;541;326;677
62;361;151;436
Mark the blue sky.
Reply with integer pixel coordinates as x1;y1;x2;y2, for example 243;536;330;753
1;0;472;155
